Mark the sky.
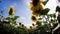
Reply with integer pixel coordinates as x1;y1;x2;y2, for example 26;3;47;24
0;0;60;28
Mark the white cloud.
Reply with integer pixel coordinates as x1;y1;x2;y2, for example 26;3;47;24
20;16;26;20
23;0;31;5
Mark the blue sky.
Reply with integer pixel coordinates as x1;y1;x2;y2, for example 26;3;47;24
0;0;60;28
0;0;32;28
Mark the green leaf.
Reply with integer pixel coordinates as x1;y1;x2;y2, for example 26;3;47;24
11;16;19;21
47;13;55;17
47;14;51;16
6;17;11;20
56;6;60;12
13;16;19;20
41;8;50;15
36;21;42;26
42;0;49;5
38;18;42;20
11;18;14;21
13;20;16;24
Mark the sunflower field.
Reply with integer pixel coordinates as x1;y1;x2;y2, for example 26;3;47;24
0;0;60;34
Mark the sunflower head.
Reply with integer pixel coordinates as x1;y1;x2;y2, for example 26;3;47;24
32;0;40;6
8;5;14;15
32;8;42;16
32;0;42;6
31;15;37;22
22;24;24;27
32;23;35;26
30;26;33;29
19;22;22;25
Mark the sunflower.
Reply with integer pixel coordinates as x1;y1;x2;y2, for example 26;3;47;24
31;4;43;16
32;9;41;16
31;0;42;6
30;0;43;10
30;26;33;30
19;22;22;25
8;5;14;15
32;0;40;6
31;15;37;22
30;0;43;16
32;23;35;26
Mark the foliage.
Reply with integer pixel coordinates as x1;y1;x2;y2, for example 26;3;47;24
41;8;50;15
56;6;60;12
6;16;19;24
0;22;28;34
0;0;60;34
42;0;49;5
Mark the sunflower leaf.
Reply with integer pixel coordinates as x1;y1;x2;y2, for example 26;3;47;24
38;18;42;20
41;8;50;15
56;6;60;12
6;17;11;20
42;0;49;5
13;16;19;20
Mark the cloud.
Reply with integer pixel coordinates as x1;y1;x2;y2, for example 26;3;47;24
23;0;31;5
20;16;26;20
